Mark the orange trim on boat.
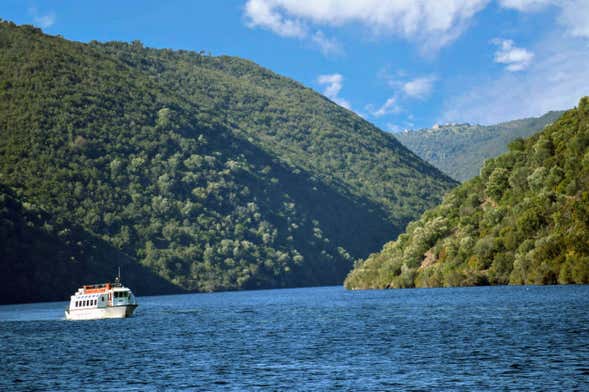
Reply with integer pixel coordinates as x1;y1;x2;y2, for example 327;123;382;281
82;283;112;294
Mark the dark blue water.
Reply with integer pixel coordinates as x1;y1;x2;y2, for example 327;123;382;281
1;285;588;391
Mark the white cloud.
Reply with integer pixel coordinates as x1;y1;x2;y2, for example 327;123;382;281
244;0;306;37
317;73;351;109
386;123;403;133
366;73;435;119
370;97;400;117
311;31;343;56
318;73;342;97
244;1;589;56
244;0;343;56
244;0;490;53
558;1;589;38
382;70;437;100
499;0;589;39
492;38;534;71
35;13;56;28
29;7;56;28
403;76;437;99
441;35;589;124
498;0;553;11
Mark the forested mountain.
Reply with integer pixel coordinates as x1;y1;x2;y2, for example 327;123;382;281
0;21;455;302
0;185;180;304
396;111;563;182
345;98;589;290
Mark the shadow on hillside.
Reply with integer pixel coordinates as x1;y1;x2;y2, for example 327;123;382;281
0;185;184;305
202;125;399;286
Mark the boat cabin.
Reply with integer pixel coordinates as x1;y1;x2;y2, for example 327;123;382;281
69;282;136;310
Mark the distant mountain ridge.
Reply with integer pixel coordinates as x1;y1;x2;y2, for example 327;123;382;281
345;98;589;290
396;111;564;182
0;21;456;302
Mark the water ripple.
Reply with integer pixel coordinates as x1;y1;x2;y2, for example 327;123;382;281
1;285;588;391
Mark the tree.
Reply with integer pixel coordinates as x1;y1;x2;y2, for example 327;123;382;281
486;167;510;201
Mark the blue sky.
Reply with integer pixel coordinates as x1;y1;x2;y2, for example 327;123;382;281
3;0;588;131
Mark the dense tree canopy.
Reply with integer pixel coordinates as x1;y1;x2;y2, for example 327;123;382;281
0;21;455;302
345;98;589;290
0;185;180;304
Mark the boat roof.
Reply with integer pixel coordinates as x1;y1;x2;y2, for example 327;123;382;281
78;282;129;294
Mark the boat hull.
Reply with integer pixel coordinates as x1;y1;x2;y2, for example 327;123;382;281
65;304;138;320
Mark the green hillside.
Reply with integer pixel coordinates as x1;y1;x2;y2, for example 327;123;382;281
0;21;455;301
345;98;589;290
0;184;181;304
396;111;563;181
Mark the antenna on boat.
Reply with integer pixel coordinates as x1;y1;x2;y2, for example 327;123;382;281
118;266;121;282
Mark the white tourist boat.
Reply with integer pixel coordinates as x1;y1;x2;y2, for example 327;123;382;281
65;271;138;320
